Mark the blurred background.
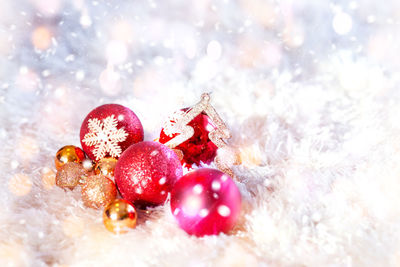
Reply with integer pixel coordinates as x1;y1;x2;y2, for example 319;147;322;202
2;0;400;266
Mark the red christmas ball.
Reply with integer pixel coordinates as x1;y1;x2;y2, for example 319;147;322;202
159;109;218;168
114;141;183;207
170;168;241;237
80;104;144;161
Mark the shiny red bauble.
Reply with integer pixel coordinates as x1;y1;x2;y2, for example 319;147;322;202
114;141;183;207
80;104;144;161
159;110;218;168
170;168;241;237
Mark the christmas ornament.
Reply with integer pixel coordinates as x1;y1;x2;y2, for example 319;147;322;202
81;174;117;209
80;104;144;161
159;108;218;167
94;157;117;178
55;145;85;170
170;168;241;237
159;93;238;177
55;162;87;189
103;199;137;234
115;141;183;207
82;158;95;171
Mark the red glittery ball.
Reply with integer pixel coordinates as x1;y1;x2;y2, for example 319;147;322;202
159;109;218;168
114;141;183;207
80;104;144;161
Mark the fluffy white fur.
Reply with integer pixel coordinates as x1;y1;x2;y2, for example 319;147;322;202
1;0;400;266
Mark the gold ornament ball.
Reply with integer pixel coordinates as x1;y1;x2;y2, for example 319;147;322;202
82;158;95;172
81;174;117;209
56;162;87;189
55;145;86;170
94;157;118;177
103;199;137;234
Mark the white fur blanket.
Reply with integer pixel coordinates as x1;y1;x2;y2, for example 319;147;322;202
1;0;399;266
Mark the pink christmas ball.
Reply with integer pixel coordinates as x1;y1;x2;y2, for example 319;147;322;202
170;168;241;237
115;141;183;207
80;104;144;161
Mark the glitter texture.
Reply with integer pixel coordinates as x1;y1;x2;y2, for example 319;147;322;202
81;174;117;209
80;104;144;161
115;141;183;207
55;162;87;189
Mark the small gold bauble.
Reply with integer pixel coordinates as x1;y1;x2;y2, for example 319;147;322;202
82;158;95;171
56;162;87;189
81;174;117;209
55;145;85;170
103;199;137;234
94;157;118;177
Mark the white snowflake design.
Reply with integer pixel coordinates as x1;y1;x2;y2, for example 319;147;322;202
163;110;187;137
82;115;128;160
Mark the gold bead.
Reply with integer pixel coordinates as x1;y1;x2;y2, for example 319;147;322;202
82;158;95;172
103;199;137;234
94;157;118;177
56;162;87;189
81;175;117;209
55;145;85;170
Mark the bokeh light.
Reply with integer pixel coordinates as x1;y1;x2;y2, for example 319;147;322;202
99;66;122;96
111;20;134;44
29;0;64;17
0;30;12;55
8;173;32;196
240;0;276;28
206;40;222;61
0;241;29;266
333;12;353;35
106;40;128;65
41;167;55;190
16;136;39;161
31;26;53;51
80;10;92;28
15;67;40;92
